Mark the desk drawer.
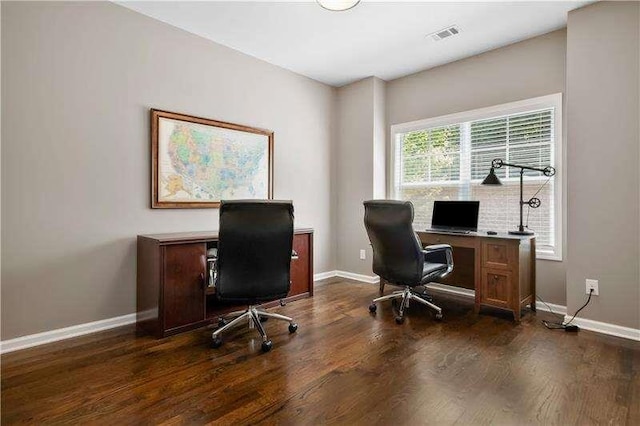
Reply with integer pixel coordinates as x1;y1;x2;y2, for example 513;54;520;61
419;233;475;249
481;269;512;308
482;241;515;270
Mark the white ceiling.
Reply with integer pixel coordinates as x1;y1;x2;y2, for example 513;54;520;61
118;1;590;87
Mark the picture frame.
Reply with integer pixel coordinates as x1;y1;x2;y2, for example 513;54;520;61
150;109;274;209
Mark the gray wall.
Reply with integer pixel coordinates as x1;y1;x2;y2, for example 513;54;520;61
566;1;639;329
335;78;375;275
386;30;568;305
1;1;336;340
334;76;387;276
372;77;387;199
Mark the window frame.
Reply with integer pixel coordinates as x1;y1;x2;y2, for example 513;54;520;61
389;93;563;261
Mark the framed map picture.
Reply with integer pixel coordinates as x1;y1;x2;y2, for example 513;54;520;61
151;109;273;208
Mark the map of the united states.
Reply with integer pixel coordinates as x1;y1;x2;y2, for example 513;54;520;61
158;119;268;202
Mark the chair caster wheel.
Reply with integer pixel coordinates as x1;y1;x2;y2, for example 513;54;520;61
288;323;298;333
217;318;227;328
369;304;377;313
435;313;443;321
395;316;404;324
261;340;273;352
211;337;223;348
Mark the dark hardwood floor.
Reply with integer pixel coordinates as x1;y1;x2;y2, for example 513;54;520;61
2;279;639;425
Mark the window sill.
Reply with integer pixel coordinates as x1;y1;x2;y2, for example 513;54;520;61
536;251;562;262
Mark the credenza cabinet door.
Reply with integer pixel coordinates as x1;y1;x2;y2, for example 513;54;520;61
163;243;206;330
289;233;311;297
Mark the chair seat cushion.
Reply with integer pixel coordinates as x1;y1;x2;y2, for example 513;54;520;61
421;262;448;282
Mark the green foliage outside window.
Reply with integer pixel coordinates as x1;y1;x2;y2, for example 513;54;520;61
401;125;460;184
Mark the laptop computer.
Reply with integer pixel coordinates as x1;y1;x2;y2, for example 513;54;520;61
428;201;480;234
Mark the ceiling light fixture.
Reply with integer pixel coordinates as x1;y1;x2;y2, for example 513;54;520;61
317;0;361;12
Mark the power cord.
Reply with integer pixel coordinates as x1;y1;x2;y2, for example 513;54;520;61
540;289;593;332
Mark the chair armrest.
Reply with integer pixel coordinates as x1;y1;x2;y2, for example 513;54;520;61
422;244;454;267
423;244;452;253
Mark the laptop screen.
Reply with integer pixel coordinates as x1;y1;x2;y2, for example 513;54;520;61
431;201;480;231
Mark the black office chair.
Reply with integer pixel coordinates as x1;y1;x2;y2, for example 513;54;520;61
363;200;454;323
211;200;298;352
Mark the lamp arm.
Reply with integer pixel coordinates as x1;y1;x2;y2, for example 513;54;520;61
491;159;555;177
485;158;554;236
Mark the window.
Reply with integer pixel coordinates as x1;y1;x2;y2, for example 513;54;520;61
390;94;562;260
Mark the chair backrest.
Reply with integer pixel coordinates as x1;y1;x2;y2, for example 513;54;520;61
216;200;294;303
363;200;424;286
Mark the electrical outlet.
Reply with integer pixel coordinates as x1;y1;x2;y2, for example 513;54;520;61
586;279;599;296
359;249;366;260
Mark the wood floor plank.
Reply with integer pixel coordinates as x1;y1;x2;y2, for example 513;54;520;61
2;279;639;425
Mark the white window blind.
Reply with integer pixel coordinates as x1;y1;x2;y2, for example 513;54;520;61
392;97;561;260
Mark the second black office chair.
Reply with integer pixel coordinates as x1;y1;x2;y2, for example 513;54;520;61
211;200;298;352
363;200;454;323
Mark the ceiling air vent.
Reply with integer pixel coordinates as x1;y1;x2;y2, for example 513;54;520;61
429;25;460;41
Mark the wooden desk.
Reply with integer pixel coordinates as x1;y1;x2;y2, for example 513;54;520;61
414;230;536;322
137;228;314;338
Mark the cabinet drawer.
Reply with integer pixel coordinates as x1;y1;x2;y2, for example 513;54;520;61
481;269;512;308
289;233;311;297
482;242;513;270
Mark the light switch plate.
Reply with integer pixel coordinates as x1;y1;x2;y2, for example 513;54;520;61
359;249;366;260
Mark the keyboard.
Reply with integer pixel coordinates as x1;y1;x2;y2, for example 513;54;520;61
426;228;472;235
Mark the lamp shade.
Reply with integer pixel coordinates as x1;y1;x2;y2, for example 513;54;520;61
317;0;360;11
482;167;502;185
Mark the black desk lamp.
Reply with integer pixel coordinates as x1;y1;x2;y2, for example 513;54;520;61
482;159;556;235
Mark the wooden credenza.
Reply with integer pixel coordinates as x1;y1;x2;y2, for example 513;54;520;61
417;231;536;322
137;228;314;338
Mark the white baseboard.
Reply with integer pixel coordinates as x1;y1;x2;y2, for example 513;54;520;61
0;313;137;354
534;301;567;316
335;270;379;284
313;270;338;281
315;270;380;284
563;315;640;341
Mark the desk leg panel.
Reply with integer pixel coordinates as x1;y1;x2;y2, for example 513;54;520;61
290;233;313;297
137;237;161;337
